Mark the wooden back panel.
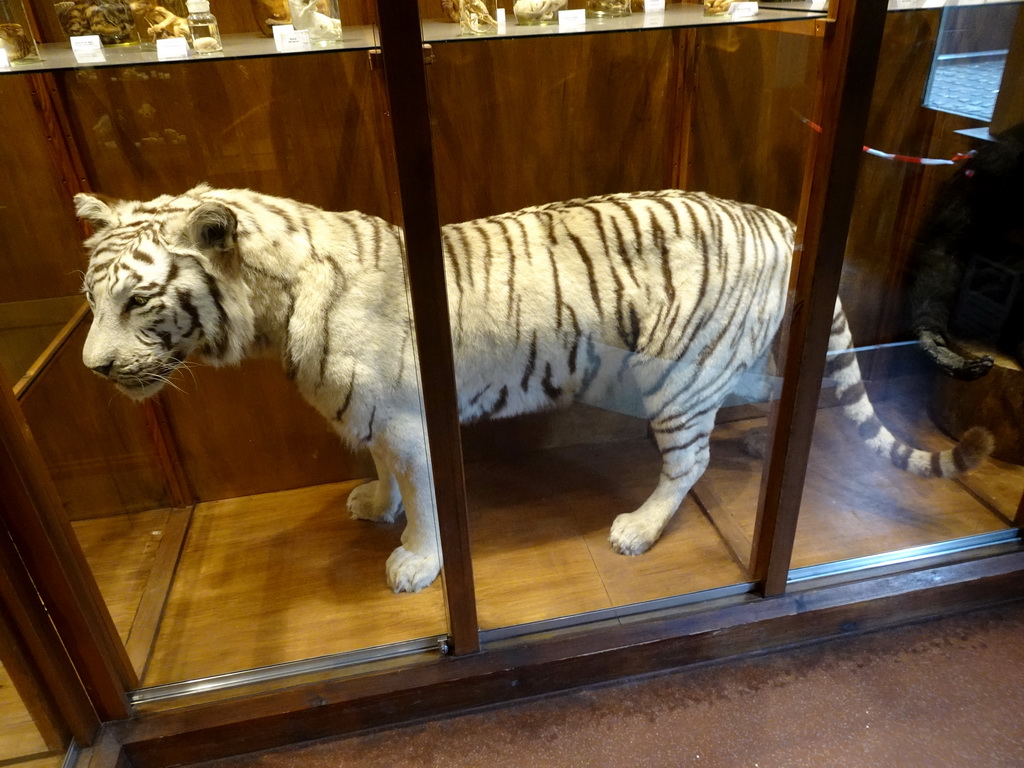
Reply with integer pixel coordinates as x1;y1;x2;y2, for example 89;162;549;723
0;77;84;304
15;9;1006;514
426;30;683;223
18;323;171;520
686;22;821;221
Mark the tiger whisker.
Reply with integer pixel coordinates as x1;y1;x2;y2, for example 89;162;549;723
151;371;186;394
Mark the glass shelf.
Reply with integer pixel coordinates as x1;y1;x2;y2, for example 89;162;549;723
0;27;379;76
889;0;1023;10
422;3;828;44
0;4;835;76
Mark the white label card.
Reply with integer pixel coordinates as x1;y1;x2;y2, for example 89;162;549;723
70;35;106;63
157;37;190;60
273;24;311;52
645;0;665;10
730;1;758;16
558;8;586;31
0;48;9;68
496;7;506;33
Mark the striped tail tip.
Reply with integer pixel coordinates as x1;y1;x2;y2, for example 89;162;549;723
948;426;994;476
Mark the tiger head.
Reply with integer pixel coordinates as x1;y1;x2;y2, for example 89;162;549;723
75;186;254;400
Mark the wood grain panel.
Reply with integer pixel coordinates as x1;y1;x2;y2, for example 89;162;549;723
73;507;192;678
0;297;83;388
19;322;171;520
142;481;447;685
687;22;821;220
160;359;373;502
0;77;86;303
0;632;59;760
426;30;681;224
839;10;947;351
465;437;746;629
54;53;398;220
697;397;1015;571
72;508;174;645
0;661;56;762
51;51;399;502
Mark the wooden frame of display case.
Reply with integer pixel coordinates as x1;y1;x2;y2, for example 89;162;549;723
0;0;1022;767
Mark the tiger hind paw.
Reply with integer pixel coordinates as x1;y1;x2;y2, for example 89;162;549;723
347;480;403;524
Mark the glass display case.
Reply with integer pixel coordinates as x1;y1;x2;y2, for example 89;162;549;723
0;0;1021;764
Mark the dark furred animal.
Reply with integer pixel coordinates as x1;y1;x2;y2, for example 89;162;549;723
909;122;1024;378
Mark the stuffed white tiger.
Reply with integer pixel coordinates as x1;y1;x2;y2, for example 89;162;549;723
74;185;993;593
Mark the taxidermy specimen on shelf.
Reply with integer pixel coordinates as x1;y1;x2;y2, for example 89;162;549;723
0;22;33;61
75;186;994;593
908;121;1024;378
512;0;568;24
55;0;136;43
287;0;341;41
130;0;190;41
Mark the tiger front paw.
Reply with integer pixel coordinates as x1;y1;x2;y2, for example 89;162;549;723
386;545;441;593
609;512;660;556
347;480;403;524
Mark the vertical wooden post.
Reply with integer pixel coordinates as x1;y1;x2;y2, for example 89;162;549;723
0;366;134;720
375;1;480;655
0;525;98;746
750;0;892;595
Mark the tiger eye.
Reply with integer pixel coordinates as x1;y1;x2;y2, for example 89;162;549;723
130;295;150;308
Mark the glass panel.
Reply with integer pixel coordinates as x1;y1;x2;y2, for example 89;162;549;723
2;4;449;696
790;2;1024;575
419;5;826;632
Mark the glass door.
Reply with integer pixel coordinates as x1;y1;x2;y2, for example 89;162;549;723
788;0;1024;582
0;0;455;705
410;0;830;636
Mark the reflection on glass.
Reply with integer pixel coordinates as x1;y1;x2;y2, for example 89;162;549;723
790;3;1023;574
0;297;85;391
923;4;1016;123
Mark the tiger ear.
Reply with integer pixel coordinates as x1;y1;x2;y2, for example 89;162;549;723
74;193;119;230
186;202;237;254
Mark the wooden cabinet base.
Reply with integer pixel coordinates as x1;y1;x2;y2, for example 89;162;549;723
76;549;1024;768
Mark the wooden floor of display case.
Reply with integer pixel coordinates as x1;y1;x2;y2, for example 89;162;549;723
72;402;1022;688
0;665;51;764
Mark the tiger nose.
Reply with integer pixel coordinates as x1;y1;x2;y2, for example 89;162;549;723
91;363;114;378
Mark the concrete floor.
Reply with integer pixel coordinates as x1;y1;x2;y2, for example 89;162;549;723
203;600;1024;768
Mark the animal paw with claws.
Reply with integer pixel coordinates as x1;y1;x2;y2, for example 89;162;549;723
386;546;441;593
347;481;403;523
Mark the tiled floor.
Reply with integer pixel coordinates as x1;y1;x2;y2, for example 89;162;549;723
200;600;1024;768
927;56;1006;122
